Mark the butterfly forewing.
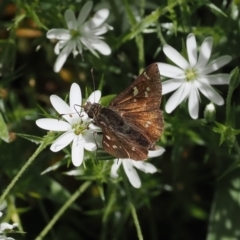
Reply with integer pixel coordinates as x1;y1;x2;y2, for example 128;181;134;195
109;63;161;111
109;63;163;144
84;63;163;160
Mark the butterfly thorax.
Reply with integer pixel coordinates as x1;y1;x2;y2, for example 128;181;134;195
83;102;102;119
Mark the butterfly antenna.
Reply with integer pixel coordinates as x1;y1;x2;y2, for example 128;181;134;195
91;67;96;102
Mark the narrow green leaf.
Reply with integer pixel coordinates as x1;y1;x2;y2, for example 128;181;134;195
206;3;227;17
16;133;44;144
0;112;9;143
41;157;69;175
100;94;116;106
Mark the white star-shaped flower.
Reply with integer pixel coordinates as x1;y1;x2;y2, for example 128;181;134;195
110;147;165;188
36;83;101;167
0;212;18;240
158;33;232;119
47;1;112;72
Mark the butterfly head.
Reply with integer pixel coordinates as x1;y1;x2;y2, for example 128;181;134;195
83;102;102;119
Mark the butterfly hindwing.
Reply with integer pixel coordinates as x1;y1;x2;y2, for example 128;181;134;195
122;110;163;143
101;121;149;160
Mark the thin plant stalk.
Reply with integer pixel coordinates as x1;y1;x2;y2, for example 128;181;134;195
122;172;144;240
0;135;51;205
35;181;91;240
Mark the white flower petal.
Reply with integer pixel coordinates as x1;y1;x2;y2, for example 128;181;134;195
54;41;73;72
50;95;73;123
36;118;71;131
186;33;197;67
201;56;232;75
110;159;122;178
122;160;141;188
77;1;93;25
197;37;213;69
88;123;102;131
132;161;158;174
64;9;77;30
162;79;183;95
50;130;74;152
188;83;200;119
80;37;100;57
165;82;191;113
83;129;96;141
46;29;71;40
197;82;224;105
91;40;111;55
54;41;66;54
83;131;97;151
148;146;165;158
71;135;84;166
84;141;97;151
87;9;110;28
92;25;109;35
157;63;185;78
163;45;190;70
0;222;16;231
87;90;101;103
70;83;82;112
198;74;229;85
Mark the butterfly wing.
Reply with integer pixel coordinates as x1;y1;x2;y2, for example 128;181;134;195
101;122;149;160
109;63;163;143
96;107;149;160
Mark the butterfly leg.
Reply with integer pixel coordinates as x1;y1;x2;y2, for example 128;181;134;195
92;131;102;162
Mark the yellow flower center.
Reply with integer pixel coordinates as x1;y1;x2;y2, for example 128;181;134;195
70;29;80;39
73;121;89;135
185;69;198;82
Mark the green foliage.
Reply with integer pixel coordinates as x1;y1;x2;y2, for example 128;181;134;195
0;112;9;142
0;0;240;240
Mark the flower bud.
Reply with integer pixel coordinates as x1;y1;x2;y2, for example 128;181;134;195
229;67;240;89
204;102;216;122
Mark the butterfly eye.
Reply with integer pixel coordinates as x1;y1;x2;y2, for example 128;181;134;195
84;102;101;119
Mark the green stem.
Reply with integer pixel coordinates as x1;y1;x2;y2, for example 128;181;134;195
226;67;240;125
101;186;116;240
156;21;166;46
123;0;145;72
35;181;91;240
234;140;240;156
226;86;234;125
129;202;144;240
136;35;145;73
0;138;49;205
139;0;145;17
138;0;146;69
122;172;144;240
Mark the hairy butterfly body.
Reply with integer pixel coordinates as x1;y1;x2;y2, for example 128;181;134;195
84;63;163;160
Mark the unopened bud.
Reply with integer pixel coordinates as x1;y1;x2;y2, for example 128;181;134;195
204;102;216;122
229;67;240;89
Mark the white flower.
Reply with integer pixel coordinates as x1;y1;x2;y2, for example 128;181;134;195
110;147;165;188
36;83;101;167
158;33;232;119
47;1;112;72
0;212;18;240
